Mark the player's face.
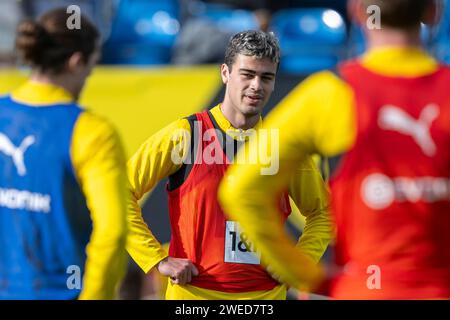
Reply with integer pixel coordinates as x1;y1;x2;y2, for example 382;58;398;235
221;54;277;117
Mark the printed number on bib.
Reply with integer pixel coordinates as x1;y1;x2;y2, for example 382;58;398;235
224;221;260;265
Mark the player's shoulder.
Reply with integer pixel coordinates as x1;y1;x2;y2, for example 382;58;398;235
76;110;116;133
302;69;351;93
72;111;124;150
163;117;192;133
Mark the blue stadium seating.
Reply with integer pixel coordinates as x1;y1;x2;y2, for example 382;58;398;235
27;0;97;22
190;3;258;33
271;8;347;74
347;0;450;61
102;0;180;65
435;0;450;63
347;23;365;58
26;0;118;38
348;23;444;60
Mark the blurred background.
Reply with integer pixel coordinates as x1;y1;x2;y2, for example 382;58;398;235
0;0;449;299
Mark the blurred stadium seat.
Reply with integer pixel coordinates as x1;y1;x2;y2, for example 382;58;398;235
26;0;97;22
3;0;114;62
190;2;258;33
102;0;180;65
347;22;365;58
170;2;259;65
23;0;115;37
271;8;347;74
435;0;450;63
348;22;444;60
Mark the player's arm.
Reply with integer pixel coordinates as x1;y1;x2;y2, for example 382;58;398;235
126;118;198;282
219;71;355;290
288;156;333;263
71;112;128;300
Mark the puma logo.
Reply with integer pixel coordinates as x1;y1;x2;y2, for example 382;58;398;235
378;104;439;157
0;133;35;176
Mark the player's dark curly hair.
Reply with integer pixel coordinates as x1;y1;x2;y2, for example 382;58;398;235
224;30;280;71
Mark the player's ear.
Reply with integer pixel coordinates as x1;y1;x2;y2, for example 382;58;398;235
66;51;85;73
221;63;230;85
422;0;441;26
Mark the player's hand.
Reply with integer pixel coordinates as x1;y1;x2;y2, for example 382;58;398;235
157;257;199;285
266;264;286;285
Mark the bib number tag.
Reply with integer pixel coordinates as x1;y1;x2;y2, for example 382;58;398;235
224;221;260;265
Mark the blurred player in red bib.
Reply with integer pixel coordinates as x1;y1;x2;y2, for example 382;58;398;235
221;0;450;299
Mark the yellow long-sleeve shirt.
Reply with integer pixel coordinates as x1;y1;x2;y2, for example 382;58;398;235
219;47;440;291
126;104;332;299
11;81;128;299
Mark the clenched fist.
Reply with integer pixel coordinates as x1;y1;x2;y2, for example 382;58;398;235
157;257;199;285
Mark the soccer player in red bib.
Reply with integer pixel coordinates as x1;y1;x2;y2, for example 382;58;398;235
126;30;332;299
221;0;450;299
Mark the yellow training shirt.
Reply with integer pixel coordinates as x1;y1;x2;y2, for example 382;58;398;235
126;105;332;299
11;81;128;299
219;47;440;291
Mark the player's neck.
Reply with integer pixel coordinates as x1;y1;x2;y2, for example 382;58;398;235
366;27;423;51
220;103;259;130
30;72;78;101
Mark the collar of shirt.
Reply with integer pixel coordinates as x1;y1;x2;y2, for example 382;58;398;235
361;46;439;77
210;104;263;141
11;81;75;106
